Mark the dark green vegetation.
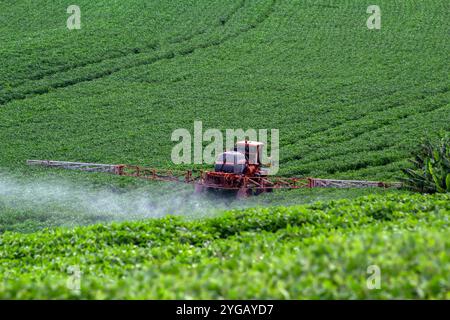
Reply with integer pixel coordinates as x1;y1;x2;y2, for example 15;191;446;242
402;134;450;193
0;0;449;299
0;0;448;179
0;193;449;299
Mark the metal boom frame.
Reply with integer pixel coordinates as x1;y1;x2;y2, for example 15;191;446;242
27;160;401;191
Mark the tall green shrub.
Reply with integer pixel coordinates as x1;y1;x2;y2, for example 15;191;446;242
401;134;450;193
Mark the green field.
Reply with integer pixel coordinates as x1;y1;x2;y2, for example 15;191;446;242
0;0;449;299
1;193;449;299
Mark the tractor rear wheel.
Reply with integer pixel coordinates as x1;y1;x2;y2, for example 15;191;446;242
255;188;265;195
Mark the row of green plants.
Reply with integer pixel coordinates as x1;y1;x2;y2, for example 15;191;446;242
0;0;448;301
281;91;448;167
0;0;242;90
0;0;448;183
0;192;448;299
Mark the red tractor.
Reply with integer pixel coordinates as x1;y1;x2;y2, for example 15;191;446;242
27;144;401;199
195;140;275;198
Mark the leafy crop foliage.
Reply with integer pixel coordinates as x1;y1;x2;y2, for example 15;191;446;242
0;0;448;180
0;193;449;299
0;0;449;299
402;135;450;193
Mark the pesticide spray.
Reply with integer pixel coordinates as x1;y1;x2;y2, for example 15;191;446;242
0;172;245;231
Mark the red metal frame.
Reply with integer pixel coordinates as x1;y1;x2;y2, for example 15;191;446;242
114;164;198;184
27;160;402;198
112;165;299;191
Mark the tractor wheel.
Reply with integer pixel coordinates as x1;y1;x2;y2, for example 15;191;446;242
265;182;274;193
255;188;265;195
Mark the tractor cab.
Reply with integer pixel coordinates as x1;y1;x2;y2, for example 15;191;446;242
214;151;246;174
214;141;265;175
235;140;264;165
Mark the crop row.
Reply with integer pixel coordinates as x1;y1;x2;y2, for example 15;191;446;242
0;0;448;181
0;1;242;88
0;192;448;298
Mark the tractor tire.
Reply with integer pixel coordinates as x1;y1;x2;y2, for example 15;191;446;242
254;188;264;195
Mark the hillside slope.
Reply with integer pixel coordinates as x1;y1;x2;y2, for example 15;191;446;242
0;0;448;180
